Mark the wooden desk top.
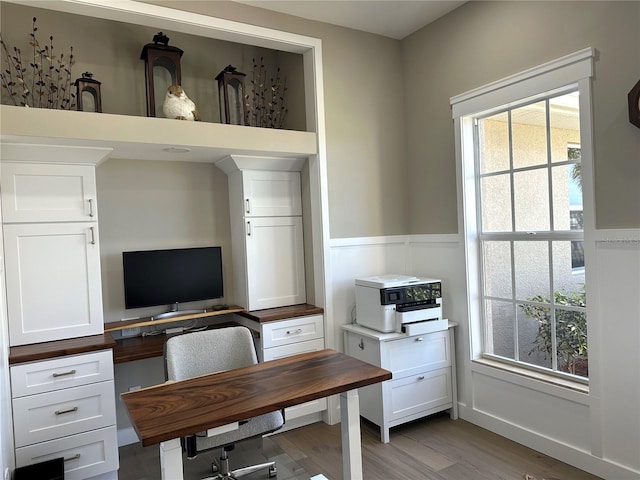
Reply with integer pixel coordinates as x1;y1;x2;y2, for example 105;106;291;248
121;349;391;447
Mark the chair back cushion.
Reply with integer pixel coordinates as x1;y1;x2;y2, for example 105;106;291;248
165;327;258;381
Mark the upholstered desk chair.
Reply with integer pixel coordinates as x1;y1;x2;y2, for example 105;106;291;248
164;326;284;479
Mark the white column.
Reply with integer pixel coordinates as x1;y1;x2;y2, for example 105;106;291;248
159;438;183;480
340;389;363;480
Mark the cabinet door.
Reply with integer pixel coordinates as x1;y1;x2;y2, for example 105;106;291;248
0;163;97;223
3;223;104;346
242;170;302;217
245;217;306;310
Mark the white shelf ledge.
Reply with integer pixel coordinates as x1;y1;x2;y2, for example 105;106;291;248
0;105;317;164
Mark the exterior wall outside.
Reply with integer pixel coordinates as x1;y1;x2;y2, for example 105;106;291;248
480;118;585;367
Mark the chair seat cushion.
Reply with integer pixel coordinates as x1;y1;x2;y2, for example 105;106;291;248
195;410;284;451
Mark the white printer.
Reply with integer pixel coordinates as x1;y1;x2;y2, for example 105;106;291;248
355;274;446;335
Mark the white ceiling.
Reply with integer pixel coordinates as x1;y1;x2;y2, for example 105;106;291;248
233;1;467;40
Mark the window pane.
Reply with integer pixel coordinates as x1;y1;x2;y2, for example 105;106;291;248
479;112;510;174
485;299;515;359
549;92;580;163
514;168;550;231
552;241;585;292
552;164;583;231
512;101;547;169
483;241;513;298
481;174;512;232
517;305;552;369
555;307;588;378
514;241;550;301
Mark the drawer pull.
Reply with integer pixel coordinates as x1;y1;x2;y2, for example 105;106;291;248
417;376;425;381
416;337;424;342
52;369;76;378
64;453;81;462
55;406;79;415
88;198;94;217
286;328;303;335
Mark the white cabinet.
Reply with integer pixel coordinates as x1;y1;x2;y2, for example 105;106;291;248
0;163;98;223
236;170;302;217
237;313;326;420
0;160;105;346
342;323;458;443
10;350;119;480
225;167;306;311
3;223;104;346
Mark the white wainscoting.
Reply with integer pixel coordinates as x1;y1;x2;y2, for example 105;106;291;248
328;231;640;479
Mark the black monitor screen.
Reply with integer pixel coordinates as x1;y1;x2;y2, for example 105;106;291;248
122;246;223;309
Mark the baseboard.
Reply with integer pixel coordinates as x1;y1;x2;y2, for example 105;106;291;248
458;404;640;480
117;427;139;447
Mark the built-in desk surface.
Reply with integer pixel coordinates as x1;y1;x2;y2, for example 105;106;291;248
121;348;391;447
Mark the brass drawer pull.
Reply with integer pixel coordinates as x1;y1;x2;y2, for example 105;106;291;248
52;369;76;378
55;406;78;415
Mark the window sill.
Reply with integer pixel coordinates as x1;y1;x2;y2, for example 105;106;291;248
472;357;589;396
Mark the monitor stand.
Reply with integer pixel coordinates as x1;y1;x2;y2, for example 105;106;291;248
151;303;206;321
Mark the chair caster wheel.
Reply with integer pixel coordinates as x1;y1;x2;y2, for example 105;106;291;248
268;465;277;478
211;462;219;474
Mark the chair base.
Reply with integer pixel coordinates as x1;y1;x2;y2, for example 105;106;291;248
202;447;277;479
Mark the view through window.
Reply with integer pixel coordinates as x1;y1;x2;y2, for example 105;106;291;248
476;91;588;380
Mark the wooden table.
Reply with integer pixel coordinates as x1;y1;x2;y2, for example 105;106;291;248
121;349;391;480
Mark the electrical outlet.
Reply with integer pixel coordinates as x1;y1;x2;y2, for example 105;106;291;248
120;327;140;338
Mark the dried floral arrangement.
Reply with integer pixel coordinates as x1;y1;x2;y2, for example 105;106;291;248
245;57;288;129
0;17;76;109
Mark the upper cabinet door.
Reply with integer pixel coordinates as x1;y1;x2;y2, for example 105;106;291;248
242;170;302;217
1;163;98;223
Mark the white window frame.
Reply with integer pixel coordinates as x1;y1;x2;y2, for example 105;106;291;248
451;48;596;388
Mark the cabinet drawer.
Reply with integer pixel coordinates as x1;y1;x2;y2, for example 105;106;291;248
344;331;382;367
11;350;114;398
0;162;97;223
386;368;452;422
261;315;323;349
13;381;116;447
382;330;450;378
15;425;118;480
263;338;325;361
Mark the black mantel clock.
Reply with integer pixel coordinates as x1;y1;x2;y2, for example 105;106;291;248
629;79;640;129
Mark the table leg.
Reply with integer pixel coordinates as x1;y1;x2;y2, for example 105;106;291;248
160;438;183;480
340;389;363;480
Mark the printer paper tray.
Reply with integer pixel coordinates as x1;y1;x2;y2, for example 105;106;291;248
402;318;448;336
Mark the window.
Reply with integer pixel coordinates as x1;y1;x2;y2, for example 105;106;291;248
451;49;595;384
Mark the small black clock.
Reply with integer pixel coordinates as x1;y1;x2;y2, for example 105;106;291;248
629;79;640;128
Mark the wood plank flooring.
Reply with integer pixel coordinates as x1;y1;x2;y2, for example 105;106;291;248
118;413;603;480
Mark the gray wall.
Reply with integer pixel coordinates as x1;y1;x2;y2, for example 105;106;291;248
145;0;411;239
403;1;640;232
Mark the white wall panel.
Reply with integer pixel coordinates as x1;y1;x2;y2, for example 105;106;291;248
472;370;590;450
595;237;640;471
328;236;408;351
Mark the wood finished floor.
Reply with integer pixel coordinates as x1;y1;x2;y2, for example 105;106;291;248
118;413;603;480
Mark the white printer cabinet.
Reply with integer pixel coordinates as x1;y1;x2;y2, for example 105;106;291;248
10;350;119;480
225;167;306;311
343;323;458;443
1;161;105;346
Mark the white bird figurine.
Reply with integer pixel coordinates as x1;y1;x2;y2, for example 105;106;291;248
162;85;201;121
